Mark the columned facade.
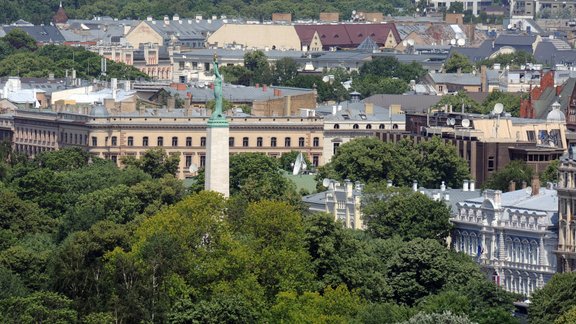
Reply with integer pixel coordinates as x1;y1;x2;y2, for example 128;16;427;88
556;157;576;272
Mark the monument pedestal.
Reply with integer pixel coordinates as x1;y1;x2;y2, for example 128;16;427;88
205;122;229;197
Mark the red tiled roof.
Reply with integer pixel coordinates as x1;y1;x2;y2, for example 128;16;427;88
294;23;400;48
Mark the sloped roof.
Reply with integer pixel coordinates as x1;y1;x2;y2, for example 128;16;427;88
450;40;495;63
142;18;223;41
356;36;378;52
3;26;65;43
294;23;400;48
494;34;538;46
362;94;443;113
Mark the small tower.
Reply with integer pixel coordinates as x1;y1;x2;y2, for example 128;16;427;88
53;2;69;25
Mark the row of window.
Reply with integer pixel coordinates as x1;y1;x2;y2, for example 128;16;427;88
95;136;321;148
333;124;398;129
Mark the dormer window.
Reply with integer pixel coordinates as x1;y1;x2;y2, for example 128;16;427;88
334;34;339;38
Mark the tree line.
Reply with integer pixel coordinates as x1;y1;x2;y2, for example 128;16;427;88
0;29;148;80
0;142;527;323
2;0;417;25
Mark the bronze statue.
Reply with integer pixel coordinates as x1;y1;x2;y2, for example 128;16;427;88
212;54;223;118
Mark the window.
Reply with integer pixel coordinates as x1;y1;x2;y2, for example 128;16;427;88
185;155;192;167
313;137;319;147
353;124;359;129
200;155;206;167
271;137;277;147
393;124;398;129
91;136;97;146
334;124;340;129
527;131;536;142
313;155;319;167
439;85;444;92
243;137;249;147
172;136;178;147
186;137;192;146
157;136;164;146
201;137;206;147
127;136;134;146
111;155;117;164
285;137;291;147
488;156;495;171
333;142;340;154
379;124;385;129
229;137;235;147
143;136;149;147
299;137;305;147
111;136;117;146
366;124;372;129
257;137;263;147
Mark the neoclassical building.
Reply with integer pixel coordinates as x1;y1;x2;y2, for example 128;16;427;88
0;106;324;179
452;184;558;297
556;155;576;272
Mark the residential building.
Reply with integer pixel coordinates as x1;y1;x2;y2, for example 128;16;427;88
556;154;576;272
452;181;558;297
294;23;401;51
206;24;301;50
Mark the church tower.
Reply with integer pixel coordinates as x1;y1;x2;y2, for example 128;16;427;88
204;56;229;197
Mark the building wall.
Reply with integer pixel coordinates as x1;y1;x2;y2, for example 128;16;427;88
125;22;164;48
557;157;576;272
251;92;317;116
207;24;301;50
6;110;325;179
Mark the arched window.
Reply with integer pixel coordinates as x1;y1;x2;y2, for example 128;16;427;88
334;124;340;129
353;124;359;129
366;124;372;129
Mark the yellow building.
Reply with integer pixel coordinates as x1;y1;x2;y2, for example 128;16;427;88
0;107;324;179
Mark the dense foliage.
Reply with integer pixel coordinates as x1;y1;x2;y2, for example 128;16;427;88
1;0;419;25
319;136;470;189
434;90;524;117
0;29;148;80
0;145;519;322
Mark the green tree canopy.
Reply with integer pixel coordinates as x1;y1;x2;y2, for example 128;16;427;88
530;272;576;324
121;148;179;179
445;53;474;73
483;160;533;191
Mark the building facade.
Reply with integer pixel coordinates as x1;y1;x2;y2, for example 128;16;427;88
452;185;558;297
0;108;325;179
556;155;576;272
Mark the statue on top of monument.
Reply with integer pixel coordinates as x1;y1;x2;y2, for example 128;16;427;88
212;54;223;118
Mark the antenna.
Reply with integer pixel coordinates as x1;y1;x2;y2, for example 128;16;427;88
493;103;504;115
462;118;470;128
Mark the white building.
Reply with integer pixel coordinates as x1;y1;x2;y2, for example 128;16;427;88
452;180;558;297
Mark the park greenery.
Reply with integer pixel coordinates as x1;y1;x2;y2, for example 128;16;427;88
2;0;420;25
0;29;148;80
0;144;526;323
433;90;525;117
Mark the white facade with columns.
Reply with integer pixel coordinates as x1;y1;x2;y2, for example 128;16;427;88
452;186;558;297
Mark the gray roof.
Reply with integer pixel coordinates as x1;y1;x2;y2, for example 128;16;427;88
316;101;406;122
141;18;224;42
494;34;538;46
464;187;558;213
427;70;500;86
450;39;495;63
534;41;576;66
418;186;483;214
2;26;65;43
362;94;443;113
174;48;305;61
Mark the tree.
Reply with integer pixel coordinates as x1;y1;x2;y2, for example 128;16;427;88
556;305;576;324
244;50;273;85
0;291;77;323
35;147;92;171
445;53;474;73
448;2;464;13
206;98;233;112
530;272;576;324
363;187;452;242
480;91;522;116
273;57;299;85
401;311;474;324
353;76;409;96
540;159;559;184
1;28;37;51
121;148;179;178
220;65;252;86
433;91;481;113
483;160;533;191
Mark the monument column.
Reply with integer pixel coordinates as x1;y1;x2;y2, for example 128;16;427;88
205;56;229;197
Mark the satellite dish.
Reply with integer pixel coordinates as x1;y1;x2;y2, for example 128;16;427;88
457;38;465;46
447;118;456;126
188;163;198;173
352;10;356;14
322;75;330;82
292;152;306;175
322;178;331;187
462;118;470;128
407;39;415;46
493;103;504;114
402;40;408;47
450;39;456;45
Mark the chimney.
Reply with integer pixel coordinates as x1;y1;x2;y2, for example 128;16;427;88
365;102;374;115
387;180;393;187
440;181;446;191
531;176;540;196
277;89;282;97
262;84;267;92
412;180;418;192
345;179;353;198
463;179;469;191
48;73;54;80
480;65;487;92
508;180;516;192
332;105;337;115
469;180;475;191
255;83;259;88
521;181;527;189
457;67;462;76
444;193;450;201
